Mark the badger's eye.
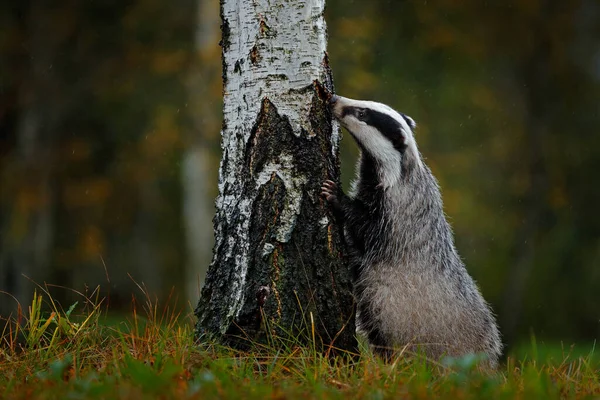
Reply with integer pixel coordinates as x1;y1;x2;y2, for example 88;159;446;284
357;109;366;120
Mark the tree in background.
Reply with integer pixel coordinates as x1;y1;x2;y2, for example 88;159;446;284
0;0;57;316
194;0;356;350
0;0;195;314
183;0;221;306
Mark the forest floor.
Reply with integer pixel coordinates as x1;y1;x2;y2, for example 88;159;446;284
0;287;599;399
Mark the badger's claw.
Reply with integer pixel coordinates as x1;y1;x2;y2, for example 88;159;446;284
321;179;338;203
321;179;347;223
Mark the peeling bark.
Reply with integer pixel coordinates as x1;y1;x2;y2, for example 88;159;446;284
195;0;355;352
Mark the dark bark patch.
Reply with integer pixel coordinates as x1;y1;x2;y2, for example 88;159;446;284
249;45;260;65
220;15;231;51
234;59;244;74
320;53;336;94
266;74;289;82
245;98;299;177
219;0;231;52
259;19;276;38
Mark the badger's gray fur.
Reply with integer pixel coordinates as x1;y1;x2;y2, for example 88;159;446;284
322;95;502;366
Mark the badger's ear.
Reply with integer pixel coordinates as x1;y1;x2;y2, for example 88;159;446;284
401;114;416;131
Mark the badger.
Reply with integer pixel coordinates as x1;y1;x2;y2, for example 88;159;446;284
321;95;502;366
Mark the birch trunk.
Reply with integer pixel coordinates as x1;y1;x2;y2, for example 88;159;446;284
195;0;356;351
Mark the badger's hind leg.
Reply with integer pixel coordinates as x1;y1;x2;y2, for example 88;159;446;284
367;327;394;361
357;301;395;361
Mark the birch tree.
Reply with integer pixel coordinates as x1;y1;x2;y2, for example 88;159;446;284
195;0;356;351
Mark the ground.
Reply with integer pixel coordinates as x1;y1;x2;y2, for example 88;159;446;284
1;289;598;399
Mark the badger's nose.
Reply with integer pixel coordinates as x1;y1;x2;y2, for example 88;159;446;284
329;94;339;105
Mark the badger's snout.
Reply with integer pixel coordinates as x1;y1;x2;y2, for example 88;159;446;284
329;94;344;120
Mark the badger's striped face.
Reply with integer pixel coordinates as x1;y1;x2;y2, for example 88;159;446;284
330;95;419;187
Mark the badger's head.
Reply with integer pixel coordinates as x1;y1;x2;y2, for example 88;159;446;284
330;95;421;188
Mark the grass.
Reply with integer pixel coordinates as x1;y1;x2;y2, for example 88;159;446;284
1;286;599;399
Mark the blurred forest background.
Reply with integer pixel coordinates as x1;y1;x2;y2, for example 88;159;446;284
1;0;599;351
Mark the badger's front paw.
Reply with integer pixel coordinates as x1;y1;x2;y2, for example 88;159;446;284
321;180;339;203
321;180;348;222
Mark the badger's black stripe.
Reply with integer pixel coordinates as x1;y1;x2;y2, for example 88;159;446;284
341;106;354;118
342;106;408;153
363;109;407;153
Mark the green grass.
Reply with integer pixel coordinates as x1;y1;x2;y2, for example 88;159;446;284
1;286;599;399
